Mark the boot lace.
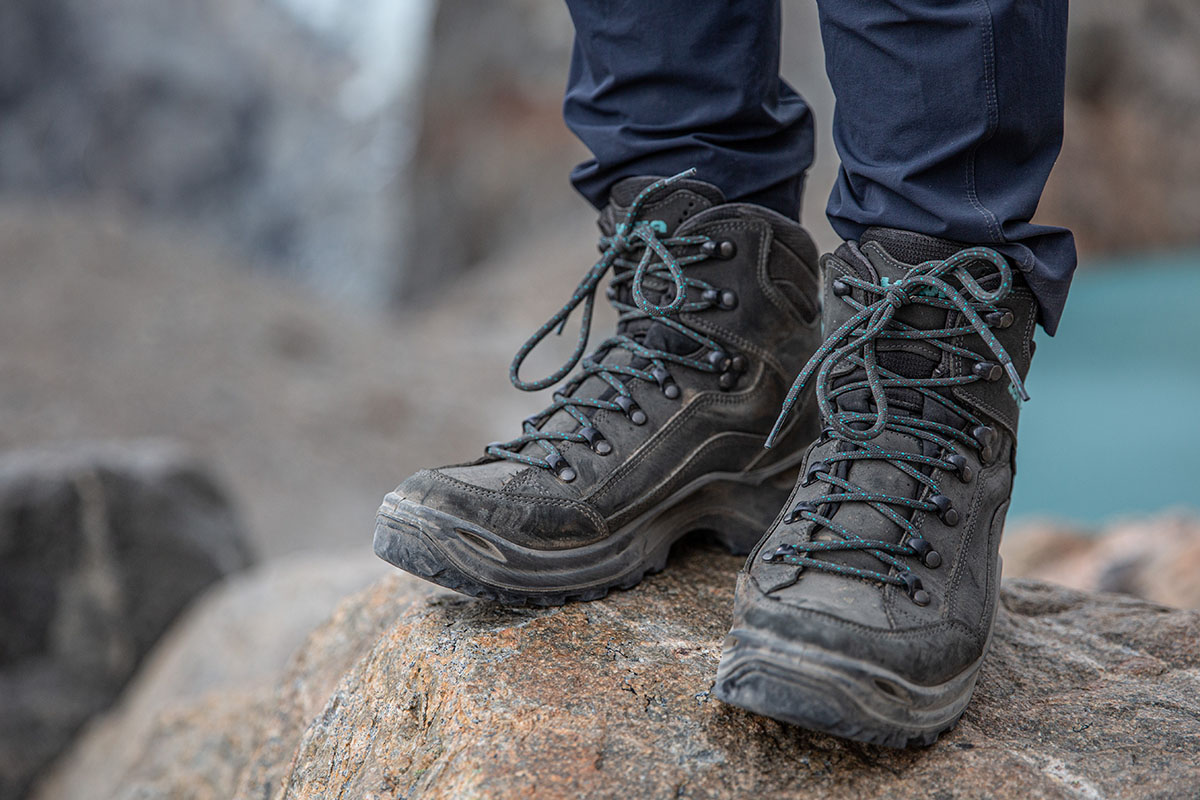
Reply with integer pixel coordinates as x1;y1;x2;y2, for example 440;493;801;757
486;171;738;481
762;246;1029;604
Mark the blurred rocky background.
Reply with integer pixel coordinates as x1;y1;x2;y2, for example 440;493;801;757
1;1;1198;798
0;442;252;798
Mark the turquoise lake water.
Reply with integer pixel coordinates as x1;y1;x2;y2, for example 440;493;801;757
1008;250;1200;524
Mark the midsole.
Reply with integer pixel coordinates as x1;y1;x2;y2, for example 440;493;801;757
376;449;806;593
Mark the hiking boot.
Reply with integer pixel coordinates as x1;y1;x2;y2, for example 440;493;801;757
374;172;823;605
714;228;1038;747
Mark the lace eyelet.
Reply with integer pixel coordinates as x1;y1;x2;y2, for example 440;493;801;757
546;452;576;482
762;543;796;563
701;239;737;259
784;501;817;524
717;352;748;392
579;426;612;455
908;537;943;568
832;279;851;297
523;410;555;431
930;494;959;526
984;309;1015;329
650;365;680;399
903;573;931;605
706;350;731;370
803;460;828;487
946;453;974;483
972;425;999;464
614;394;647;425
703;288;739;310
972;361;1003;381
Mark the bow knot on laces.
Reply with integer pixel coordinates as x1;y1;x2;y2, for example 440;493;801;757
883;284;911;310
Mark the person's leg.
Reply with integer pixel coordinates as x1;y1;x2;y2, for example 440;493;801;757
817;0;1075;332
716;0;1071;747
563;0;813;221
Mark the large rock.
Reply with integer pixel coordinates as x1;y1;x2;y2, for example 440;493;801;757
0;440;252;800
37;545;1200;799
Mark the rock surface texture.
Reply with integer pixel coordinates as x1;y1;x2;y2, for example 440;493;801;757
39;546;1200;800
0;440;252;800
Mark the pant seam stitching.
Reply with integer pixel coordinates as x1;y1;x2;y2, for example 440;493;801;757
966;0;1006;244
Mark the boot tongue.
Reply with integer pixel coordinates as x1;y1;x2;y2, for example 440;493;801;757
598;176;726;238
850;227;1009;390
834;228;967;335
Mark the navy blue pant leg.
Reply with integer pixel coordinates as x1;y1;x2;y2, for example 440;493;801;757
562;0;813;221
817;0;1075;333
562;0;1075;332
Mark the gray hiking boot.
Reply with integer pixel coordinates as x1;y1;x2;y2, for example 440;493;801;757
375;172;823;605
714;228;1038;747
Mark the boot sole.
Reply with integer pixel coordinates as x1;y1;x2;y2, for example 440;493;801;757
713;618;995;749
373;453;804;606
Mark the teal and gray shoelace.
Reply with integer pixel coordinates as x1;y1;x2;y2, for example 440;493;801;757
763;247;1029;605
487;171;736;481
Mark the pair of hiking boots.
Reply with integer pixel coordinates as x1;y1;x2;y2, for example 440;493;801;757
374;173;1036;748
